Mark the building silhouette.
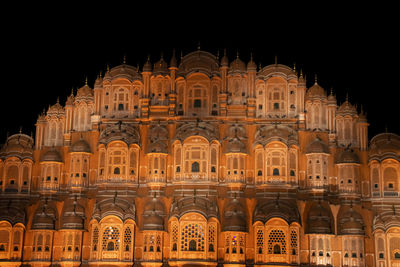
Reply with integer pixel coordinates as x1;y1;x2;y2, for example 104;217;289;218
0;48;399;267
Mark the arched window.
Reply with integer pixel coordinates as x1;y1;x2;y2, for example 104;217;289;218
273;168;280;176
189;240;197;251
273;244;281;254
192;162;200;172
106;142;128;180
102;226;120;252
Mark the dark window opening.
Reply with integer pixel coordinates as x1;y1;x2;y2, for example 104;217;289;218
290;170;295;176
114;167;120;174
273;168;280;176
209;244;214;252
194;99;202;108
273;244;281;254
176;166;181;173
274;103;280;110
257;170;263;176
211;166;216;173
192;162;200;172
118;103;124;111
107;242;114;251
189;240;196;251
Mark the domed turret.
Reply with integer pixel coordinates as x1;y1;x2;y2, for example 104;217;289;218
223;197;247;232
41;148;63;162
307;202;333;234
337;148;360;164
153;54;169;75
32;201;57;230
142;197;165;231
0;133;34;160
61;198;85;229
224;137;247;154
76;80;93;98
229;52;246;73
47;99;65;116
369;132;400;161
70;138;91;153
305;137;330;154
338;206;364;235
306;77;326;99
337;95;357;116
143;55;152;72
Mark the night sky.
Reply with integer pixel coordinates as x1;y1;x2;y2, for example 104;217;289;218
1;6;398;144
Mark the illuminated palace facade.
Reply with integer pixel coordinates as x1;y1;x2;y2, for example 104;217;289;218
1;48;400;267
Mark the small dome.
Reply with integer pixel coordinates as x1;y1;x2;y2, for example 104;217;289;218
142;197;165;231
224;137;247;154
92;195;135;222
70;139;91;153
0;133;34;160
223;198;247;232
47;101;65;116
327;89;336;103
338;206;364;235
41;148;63;162
307;202;333;234
253;198;301;225
76;84;93;98
229;55;246;73
61;198;85;229
306;81;326;99
170;196;219;220
369;133;400;161
337;148;360;164
94;75;103;88
32;202;57;230
337;100;357;116
143;56;152;72
305;137;330;154
153;56;169;75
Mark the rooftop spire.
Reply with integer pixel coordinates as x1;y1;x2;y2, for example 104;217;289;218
123;54;127;64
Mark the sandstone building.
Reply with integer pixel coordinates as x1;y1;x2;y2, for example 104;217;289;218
0;48;399;267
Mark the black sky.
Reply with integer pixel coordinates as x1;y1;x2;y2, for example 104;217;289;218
1;5;398;143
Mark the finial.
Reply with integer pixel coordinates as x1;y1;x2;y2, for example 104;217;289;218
275;55;278;65
293;62;296;71
330;87;333;95
315;74;318;84
85;76;88;85
106;64;110;72
236;49;239;59
197;41;201;50
299;69;303;78
19;126;22;134
345;92;349;102
123;54;127;64
180;50;183;59
216;49;220;60
56;97;60;104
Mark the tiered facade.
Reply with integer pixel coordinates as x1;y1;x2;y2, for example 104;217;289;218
1;48;400;267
